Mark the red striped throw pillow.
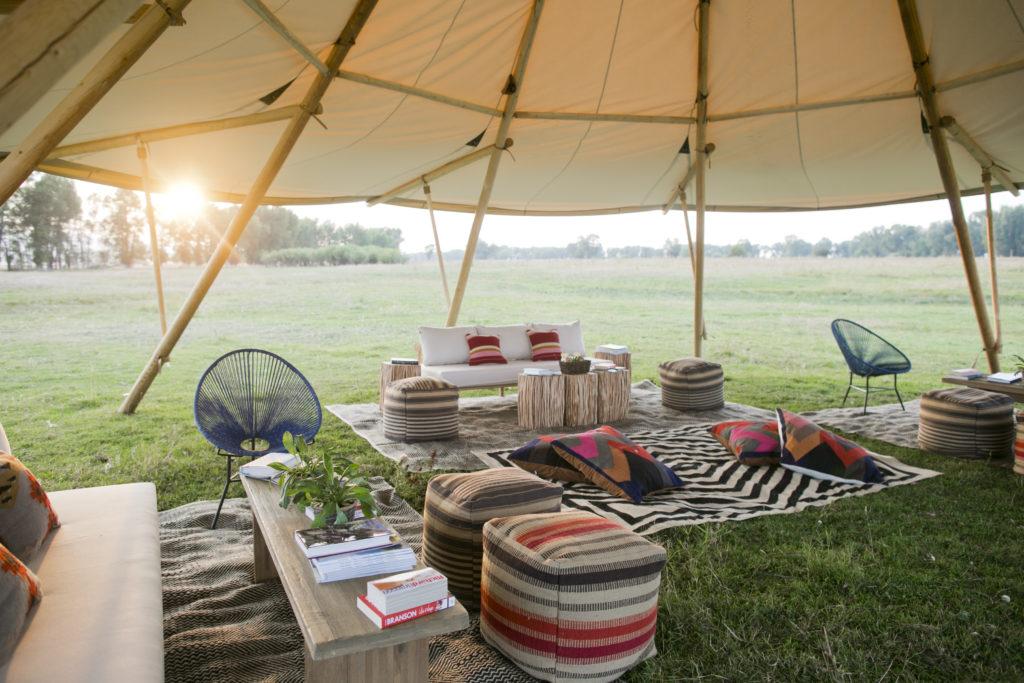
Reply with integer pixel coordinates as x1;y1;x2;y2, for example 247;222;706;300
465;334;508;366
527;330;561;361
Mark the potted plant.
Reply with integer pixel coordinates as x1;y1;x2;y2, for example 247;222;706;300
559;352;591;375
269;432;378;527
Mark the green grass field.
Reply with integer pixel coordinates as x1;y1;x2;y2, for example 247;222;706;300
2;257;1023;680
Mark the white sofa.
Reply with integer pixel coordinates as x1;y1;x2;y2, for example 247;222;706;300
1;426;163;683
418;321;587;389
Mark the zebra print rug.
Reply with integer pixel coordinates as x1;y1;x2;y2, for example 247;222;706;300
477;424;940;536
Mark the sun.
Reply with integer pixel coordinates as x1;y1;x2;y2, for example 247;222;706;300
161;182;205;222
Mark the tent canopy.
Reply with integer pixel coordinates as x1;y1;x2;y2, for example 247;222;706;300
3;0;1022;215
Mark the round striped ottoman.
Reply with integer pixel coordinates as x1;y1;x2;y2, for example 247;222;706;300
659;357;725;411
422;469;562;609
480;511;667;683
918;387;1015;459
382;376;458;442
1014;414;1023;476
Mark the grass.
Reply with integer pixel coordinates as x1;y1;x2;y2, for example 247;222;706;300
1;257;1022;680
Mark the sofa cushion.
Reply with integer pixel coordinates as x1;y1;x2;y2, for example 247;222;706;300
477;325;532;361
526;330;562;361
0;542;41;667
0;483;163;683
528;320;585;355
0;423;9;455
422;359;561;388
466;334;508;366
0;453;60;562
419;325;477;366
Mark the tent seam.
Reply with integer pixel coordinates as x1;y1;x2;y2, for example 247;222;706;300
790;0;821;209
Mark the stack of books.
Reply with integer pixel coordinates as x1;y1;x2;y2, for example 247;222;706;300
595;343;629;355
294;518;417;583
390;357;419;365
356;568;455;629
987;372;1022;384
522;367;559;376
239;452;299;480
949;368;983;380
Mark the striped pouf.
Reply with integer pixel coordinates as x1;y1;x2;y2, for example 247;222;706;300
918;387;1015;459
480;511;667;683
1014;415;1024;476
658;357;725;411
422;469;562;609
382;375;458;442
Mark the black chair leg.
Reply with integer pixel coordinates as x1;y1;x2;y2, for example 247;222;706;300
862;375;870;415
894;374;905;411
842;372;853;407
212;454;233;530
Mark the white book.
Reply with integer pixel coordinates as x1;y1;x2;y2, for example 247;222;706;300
596;344;629;354
522;367;558;376
366;568;448;614
310;544;417;583
239;452;299;480
950;368;982;378
987;372;1022;384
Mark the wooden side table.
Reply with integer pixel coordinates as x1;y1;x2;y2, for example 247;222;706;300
594;349;631;370
563;372;599;427
517;373;565;430
598;368;631;423
379;362;421;410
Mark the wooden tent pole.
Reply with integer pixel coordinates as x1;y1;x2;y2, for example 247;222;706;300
680;190;707;340
692;0;710;358
367;144;497;206
137;141;168;336
444;0;544;327
239;0;329;76
0;0;141;137
983;171;1001;351
940;116;1019;196
897;0;1000;372
423;183;451;307
0;0;191;206
119;0;378;414
662;143;715;213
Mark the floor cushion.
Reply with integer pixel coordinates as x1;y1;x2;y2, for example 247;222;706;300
480;510;666;683
777;409;884;484
508;436;588;483
710;420;781;466
918;387;1015;459
383;376;459;442
0;453;60;561
659;357;725;411
421;469;562;609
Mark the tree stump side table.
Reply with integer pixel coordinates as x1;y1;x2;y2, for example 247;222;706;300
563;372;599;427
518;373;566;430
379;361;421;411
594;349;631;370
598;368;631;423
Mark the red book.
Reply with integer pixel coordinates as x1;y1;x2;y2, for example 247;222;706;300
356;594;455;629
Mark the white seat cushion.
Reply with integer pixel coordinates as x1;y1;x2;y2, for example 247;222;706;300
419;325;477;366
1;483;163;683
422;360;561;388
477;325;532;361
0;422;9;454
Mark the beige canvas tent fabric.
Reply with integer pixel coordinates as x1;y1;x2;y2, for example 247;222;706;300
2;0;1022;214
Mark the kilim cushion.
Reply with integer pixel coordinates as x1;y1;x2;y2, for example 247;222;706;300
422;469;562;609
481;511;666;683
547;426;682;503
0;542;41;666
776;409;884;484
382;376;458;442
508;436;589;483
465;334;508;366
709;420;781;466
0;453;60;562
527;330;562;361
918;387;1015;459
658;357;725;411
1014;416;1023;476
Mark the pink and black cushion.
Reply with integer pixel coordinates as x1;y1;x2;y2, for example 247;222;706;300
0;453;60;561
507;435;588;483
776;409;884;484
709;420;781;466
465;334;508;366
526;330;561;361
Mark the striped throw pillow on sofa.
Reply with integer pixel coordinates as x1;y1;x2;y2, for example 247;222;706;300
465;334;508;365
527;330;561;361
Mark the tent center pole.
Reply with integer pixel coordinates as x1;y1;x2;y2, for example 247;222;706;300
983;171;1001;352
137;141;168;336
692;0;711;358
423;183;451;308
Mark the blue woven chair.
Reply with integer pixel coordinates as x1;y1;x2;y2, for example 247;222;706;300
194;349;322;528
831;319;912;414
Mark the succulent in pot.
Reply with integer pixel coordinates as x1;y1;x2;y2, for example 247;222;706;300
269;432;377;527
559;352;591;375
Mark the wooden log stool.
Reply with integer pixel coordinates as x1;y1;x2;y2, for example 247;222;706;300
918;387;1015;459
598;367;631;423
518;373;565;430
563;372;599;427
658;357;724;411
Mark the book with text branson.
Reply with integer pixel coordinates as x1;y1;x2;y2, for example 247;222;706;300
356;594;456;629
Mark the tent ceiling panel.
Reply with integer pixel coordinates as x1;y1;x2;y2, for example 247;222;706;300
3;0;1022;213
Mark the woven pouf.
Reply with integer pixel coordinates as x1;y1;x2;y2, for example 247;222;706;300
422;469;562;608
658;357;725;411
918;387;1015;459
1014;414;1024;476
382;375;458;442
480;511;667;683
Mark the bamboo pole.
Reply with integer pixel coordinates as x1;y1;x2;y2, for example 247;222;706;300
0;0;141;136
897;0;1000;372
239;0;329;76
0;0;192;206
366;144;496;206
941;116;1019;196
662;143;715;213
516;111;694;125
444;0;544;327
983;171;1001;352
423;183;451;308
337;70;501;117
49;105;310;158
680;189;707;340
119;0;378;414
137;141;167;335
692;0;710;358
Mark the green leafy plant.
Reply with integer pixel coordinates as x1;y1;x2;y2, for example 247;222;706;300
269;432;377;527
1012;355;1024;375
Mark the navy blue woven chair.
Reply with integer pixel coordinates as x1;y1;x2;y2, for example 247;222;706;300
194;349;322;528
831;319;912;414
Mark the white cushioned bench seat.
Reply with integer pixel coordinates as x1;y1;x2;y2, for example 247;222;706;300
422;360;561;388
1;483;163;683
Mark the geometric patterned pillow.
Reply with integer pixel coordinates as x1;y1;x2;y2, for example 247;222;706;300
776;409;885;484
0;542;41;666
465;334;508;366
708;420;780;466
549;425;683;503
508;435;588;483
0;453;61;562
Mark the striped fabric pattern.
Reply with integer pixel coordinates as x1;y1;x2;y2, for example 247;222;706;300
480;511;666;683
382;376;459;442
466;334;508;366
422;469;563;609
918;387;1014;459
527;330;562;361
1014;418;1023;476
659;357;725;411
